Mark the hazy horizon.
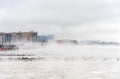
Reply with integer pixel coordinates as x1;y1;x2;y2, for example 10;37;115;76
0;0;120;41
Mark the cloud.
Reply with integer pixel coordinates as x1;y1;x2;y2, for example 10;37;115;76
0;0;120;41
1;0;120;25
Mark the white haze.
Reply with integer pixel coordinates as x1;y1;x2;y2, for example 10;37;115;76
0;0;120;42
5;42;119;58
0;43;120;79
0;0;120;78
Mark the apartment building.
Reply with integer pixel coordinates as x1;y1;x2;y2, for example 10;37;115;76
0;31;38;43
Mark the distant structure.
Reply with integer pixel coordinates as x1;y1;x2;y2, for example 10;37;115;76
0;36;2;45
56;39;78;44
37;35;54;42
0;31;38;43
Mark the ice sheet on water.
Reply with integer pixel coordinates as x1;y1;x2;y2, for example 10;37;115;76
0;42;120;79
0;59;120;79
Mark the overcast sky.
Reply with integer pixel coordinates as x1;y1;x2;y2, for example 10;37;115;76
0;0;120;41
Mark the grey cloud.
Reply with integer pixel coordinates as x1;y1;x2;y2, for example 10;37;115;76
0;0;120;41
1;0;120;25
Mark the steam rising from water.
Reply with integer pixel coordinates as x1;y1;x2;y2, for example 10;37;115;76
9;42;120;58
0;42;120;79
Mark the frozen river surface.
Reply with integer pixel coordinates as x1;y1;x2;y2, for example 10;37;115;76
0;43;120;79
0;59;120;79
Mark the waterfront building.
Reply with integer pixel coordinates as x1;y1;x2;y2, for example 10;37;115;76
0;31;38;43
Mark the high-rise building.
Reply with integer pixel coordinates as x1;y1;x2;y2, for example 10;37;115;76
0;31;38;43
0;36;2;44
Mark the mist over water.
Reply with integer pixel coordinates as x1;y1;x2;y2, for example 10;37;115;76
0;0;120;78
0;42;120;79
1;41;120;60
15;42;120;57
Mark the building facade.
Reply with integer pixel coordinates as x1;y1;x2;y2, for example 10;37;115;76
0;31;38;43
0;36;2;44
